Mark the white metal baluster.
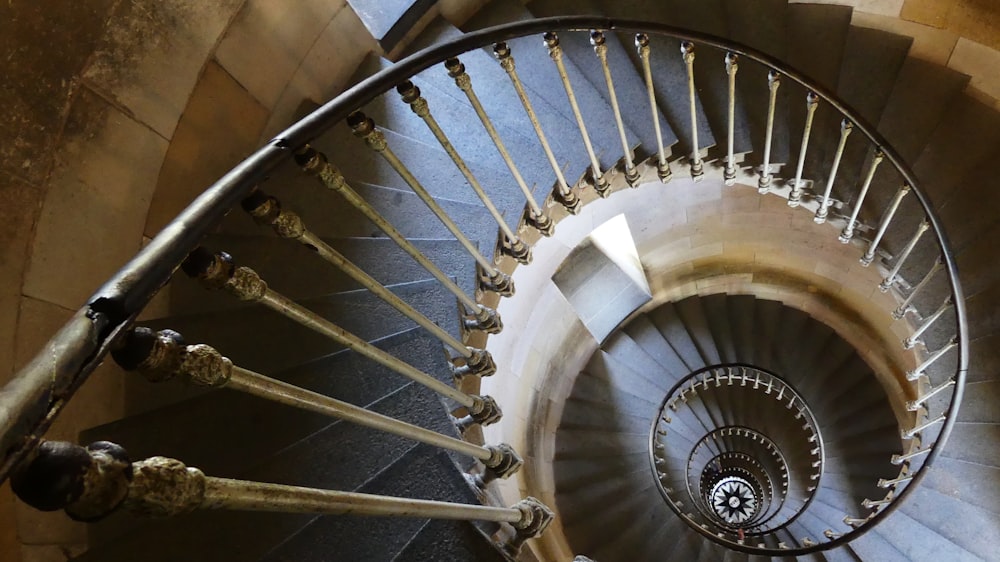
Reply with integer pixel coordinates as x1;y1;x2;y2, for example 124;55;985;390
901;414;946;440
493;42;580;213
241;188;492;373
788;92;818;207
296;146;505;329
636;34;671;182
724;52;738;184
903;297;953;349
891;447;930;465
907;378;957;411
814;118;853;223
907;338;957;381
396;80;535;260
861;184;911;266
681;41;704;179
544;32;608;194
893;258;944;319
183;249;483;408
840;149;885;243
879;221;930;291
443;59;553;234
758;70;781;193
591;30;638;185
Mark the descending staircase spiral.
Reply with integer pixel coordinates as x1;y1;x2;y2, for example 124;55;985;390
554;296;901;559
4;0;998;561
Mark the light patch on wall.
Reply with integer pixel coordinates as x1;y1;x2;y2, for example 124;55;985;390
552;214;652;342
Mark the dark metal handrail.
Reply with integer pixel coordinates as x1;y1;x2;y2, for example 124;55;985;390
0;16;967;556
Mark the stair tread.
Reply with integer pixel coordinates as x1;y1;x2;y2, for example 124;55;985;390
148;278;459;376
649;304;709;371
79;381;460;562
527;0;680;153
405;17;599;184
261;443;484;562
167;235;477;311
392;517;505;562
673;296;722;366
219;157;500;253
726;0;791;166
873;506;982;562
462;0;637;170
603;330;686;388
874;56;971;164
620;314;693;377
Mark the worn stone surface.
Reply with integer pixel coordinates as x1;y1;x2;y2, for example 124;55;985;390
0;173;43;384
949;37;1000;107
789;0;904;17
216;0;348;109
262;4;377;140
853;11;960;64
902;0;1000;50
82;0;244;139
1;484;22;562
22;88;168;309
144;61;268;237
0;0;117;184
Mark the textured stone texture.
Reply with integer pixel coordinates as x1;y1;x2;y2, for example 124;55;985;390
22;89;168;309
216;0;348;109
262;4;377;139
143;61;268;237
949;37;1000;107
853;10;959;64
82;0;244;139
0;174;42;383
902;0;1000;50
0;0;117;184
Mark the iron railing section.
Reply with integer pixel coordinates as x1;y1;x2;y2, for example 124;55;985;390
650;365;825;543
0;17;968;556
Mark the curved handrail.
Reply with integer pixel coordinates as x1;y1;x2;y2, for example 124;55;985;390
649;364;827;550
0;15;967;556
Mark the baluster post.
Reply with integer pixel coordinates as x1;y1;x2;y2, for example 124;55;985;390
296;145;509;326
635;34;671;182
758;70;781;192
680;41;704;179
112;329;507;450
903;297;952;349
12;441;548;526
592;30;638;186
347;111;520;292
492;42;580;214
840;149;885;243
724;52;738;184
906;337;957;381
906;378;956;411
814;118;853;223
442;58;554;235
180;248;491;405
396;80;532;262
241;189;494;377
861;184;911;267
879;221;930;291
893;258;943;319
544;32;609;195
901;415;946;440
891;447;930;465
788;92;818;207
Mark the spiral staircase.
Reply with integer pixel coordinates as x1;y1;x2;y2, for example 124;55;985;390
3;0;999;561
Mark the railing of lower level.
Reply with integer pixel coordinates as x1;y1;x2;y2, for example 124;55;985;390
0;16;967;557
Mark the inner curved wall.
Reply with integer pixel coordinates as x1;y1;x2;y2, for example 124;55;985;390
480;175;917;560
